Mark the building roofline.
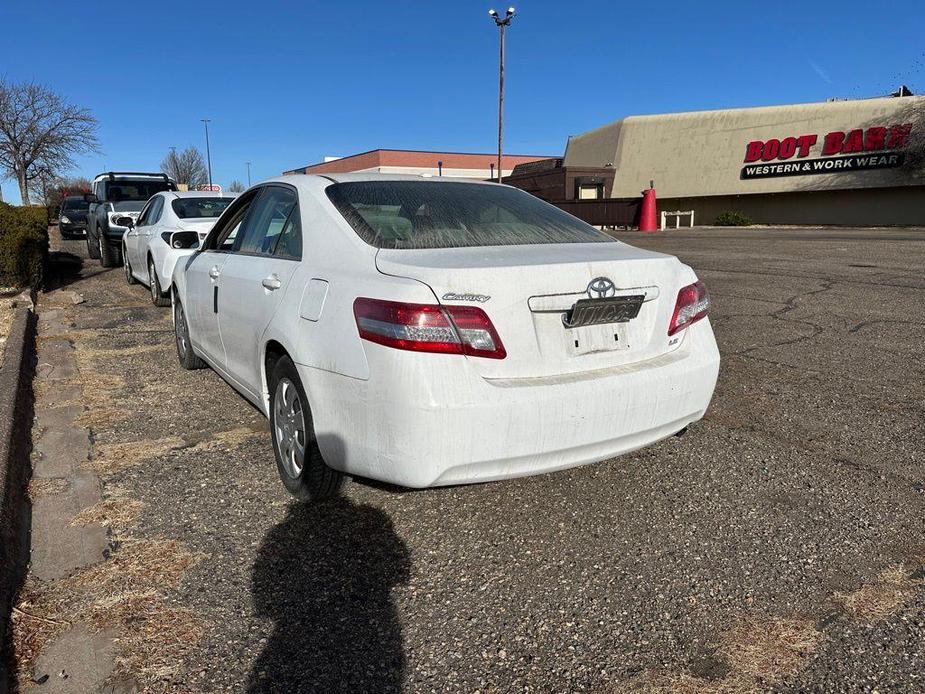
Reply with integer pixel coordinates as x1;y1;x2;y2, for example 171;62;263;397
285;148;556;173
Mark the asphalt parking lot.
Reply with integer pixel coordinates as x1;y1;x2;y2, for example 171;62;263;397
17;226;925;692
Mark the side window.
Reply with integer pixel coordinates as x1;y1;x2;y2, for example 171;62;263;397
136;199;155;227
274;210;302;260
234;186;298;256
148;197;165;225
210;190;260;252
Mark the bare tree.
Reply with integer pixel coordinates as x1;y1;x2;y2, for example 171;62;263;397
42;175;92;213
161;146;208;189
0;80;99;205
228;179;245;193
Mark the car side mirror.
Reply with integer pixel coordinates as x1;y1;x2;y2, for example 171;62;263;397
84;193;99;204
168;230;200;250
115;216;135;229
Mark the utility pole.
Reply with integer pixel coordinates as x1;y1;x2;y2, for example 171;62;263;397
201;119;213;189
488;7;515;183
246;161;251;187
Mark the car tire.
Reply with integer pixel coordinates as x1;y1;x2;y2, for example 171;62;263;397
86;222;101;260
123;245;137;284
99;231;116;267
269;356;345;501
173;296;206;370
148;258;170;306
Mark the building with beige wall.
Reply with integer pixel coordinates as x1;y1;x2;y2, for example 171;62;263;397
563;94;925;225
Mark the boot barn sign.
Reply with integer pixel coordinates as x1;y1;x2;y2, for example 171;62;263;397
740;124;912;180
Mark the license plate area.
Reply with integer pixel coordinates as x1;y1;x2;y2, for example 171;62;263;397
562;295;644;329
566;322;630;355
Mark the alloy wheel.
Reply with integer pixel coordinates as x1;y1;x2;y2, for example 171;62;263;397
149;261;158;301
274;378;306;479
175;302;189;354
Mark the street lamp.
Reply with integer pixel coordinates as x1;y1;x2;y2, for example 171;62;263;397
201;119;213;189
246;161;252;187
488;7;515;183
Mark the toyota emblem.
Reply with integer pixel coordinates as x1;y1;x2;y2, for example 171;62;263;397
587;277;616;299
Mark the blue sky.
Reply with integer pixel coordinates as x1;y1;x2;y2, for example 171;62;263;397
1;0;923;203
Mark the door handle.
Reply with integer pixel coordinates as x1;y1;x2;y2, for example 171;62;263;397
209;266;221;279
262;275;282;290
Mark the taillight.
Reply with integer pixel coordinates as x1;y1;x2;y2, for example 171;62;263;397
353;298;506;359
668;280;710;336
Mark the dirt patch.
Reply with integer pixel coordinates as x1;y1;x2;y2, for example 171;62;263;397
836;564;923;622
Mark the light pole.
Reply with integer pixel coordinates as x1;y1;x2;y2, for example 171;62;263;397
246;161;251;187
488;7;515;183
201;119;213;189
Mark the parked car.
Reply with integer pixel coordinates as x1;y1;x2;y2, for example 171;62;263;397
120;191;237;306
86;172;177;267
58;195;90;238
171;174;720;500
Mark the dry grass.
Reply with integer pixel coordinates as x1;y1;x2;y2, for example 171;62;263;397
836;564;923;622
11;540;206;690
90;435;186;475
0;296;14;366
90;591;204;683
718;615;823;681
71;498;145;531
27;477;70;499
613;670;754;694
615;614;823;693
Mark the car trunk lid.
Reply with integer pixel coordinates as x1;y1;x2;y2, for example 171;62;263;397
376;242;687;379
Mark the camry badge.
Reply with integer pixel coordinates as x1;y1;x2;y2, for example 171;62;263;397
587;277;616;299
442;292;490;303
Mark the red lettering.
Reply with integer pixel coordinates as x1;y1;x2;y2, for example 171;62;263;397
778;136;797;159
744;141;764;162
796;134;817;157
886;123;912;149
761;139;780;161
864;127;886;151
823;131;845;155
842;129;864;153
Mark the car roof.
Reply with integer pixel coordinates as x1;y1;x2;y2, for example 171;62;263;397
163;191;239;199
265;172;498;187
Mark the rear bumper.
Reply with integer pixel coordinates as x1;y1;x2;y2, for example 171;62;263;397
299;319;720;488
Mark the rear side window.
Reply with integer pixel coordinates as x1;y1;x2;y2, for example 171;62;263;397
172;197;235;219
325;181;613;249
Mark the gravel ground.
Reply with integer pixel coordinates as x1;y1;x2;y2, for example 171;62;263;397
37;227;925;692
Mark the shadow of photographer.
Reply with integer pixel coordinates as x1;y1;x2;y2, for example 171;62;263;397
247;495;411;693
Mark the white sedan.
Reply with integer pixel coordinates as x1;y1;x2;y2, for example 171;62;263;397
171;174;720;500
121;191;237;305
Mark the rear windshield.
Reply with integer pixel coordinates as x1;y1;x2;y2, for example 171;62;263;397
171;197;235;219
61;198;89;211
325;181;614;249
104;180;173;202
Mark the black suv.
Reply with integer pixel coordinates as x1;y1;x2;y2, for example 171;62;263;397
58;196;90;238
86;172;177;266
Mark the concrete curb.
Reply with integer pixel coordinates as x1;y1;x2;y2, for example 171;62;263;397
0;305;37;694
